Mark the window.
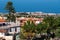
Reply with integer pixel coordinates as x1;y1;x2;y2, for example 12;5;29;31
17;27;20;33
11;28;15;32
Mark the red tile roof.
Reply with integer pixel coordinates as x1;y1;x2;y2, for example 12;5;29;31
0;17;6;22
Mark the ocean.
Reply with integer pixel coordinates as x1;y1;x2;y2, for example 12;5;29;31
0;0;60;13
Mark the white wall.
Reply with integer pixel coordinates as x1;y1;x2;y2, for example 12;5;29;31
0;33;13;40
4;36;13;40
0;33;5;37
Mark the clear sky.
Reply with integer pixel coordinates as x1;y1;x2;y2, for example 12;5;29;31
0;0;60;13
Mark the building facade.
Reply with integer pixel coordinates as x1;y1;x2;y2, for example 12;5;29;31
0;16;20;40
17;17;43;26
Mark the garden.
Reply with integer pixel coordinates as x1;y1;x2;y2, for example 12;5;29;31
20;16;60;40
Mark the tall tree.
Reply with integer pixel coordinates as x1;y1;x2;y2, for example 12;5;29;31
5;1;16;22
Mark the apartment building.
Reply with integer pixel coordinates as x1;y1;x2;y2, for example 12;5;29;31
0;16;20;40
17;17;43;26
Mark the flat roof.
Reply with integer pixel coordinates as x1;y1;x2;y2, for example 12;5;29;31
0;22;20;29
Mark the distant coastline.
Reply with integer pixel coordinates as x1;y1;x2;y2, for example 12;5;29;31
0;12;60;14
0;11;60;14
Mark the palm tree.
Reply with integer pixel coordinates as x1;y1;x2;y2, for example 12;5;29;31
21;21;36;39
35;22;47;34
5;1;16;22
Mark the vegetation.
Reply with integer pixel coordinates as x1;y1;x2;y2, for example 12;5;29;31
36;22;47;34
44;16;60;32
21;21;36;38
21;20;47;38
5;1;16;22
20;16;60;40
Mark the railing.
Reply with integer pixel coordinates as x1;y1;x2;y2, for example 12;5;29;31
0;22;20;29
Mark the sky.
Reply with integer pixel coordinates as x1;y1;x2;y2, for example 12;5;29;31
0;0;60;13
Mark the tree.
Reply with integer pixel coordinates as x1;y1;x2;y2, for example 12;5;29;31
56;17;60;27
22;21;36;33
21;21;36;38
35;22;47;34
55;17;60;37
5;1;16;22
43;16;55;32
43;16;60;39
22;20;48;38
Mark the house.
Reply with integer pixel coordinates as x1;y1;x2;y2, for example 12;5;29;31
0;16;20;40
17;17;43;26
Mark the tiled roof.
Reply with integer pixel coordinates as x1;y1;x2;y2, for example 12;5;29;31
0;16;6;22
0;19;6;22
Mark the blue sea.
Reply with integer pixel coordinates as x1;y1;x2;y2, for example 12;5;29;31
0;0;60;13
